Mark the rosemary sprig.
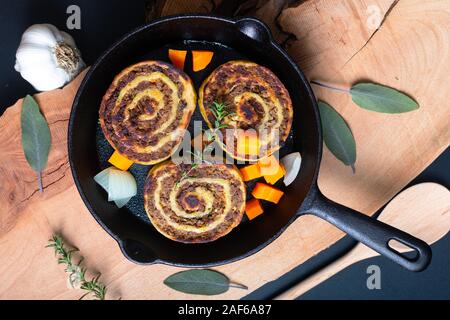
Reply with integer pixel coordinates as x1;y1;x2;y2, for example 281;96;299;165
177;150;212;186
178;163;198;185
211;103;227;130
79;274;107;300
203;101;234;148
189;149;213;165
176;101;232;186
47;235;107;300
209;101;234;138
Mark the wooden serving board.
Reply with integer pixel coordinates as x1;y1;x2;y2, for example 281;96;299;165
1;0;449;299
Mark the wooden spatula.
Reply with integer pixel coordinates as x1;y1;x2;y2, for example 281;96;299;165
276;183;450;300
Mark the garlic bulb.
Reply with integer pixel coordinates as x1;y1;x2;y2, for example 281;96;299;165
15;24;85;91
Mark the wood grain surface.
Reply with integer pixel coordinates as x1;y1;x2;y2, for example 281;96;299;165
0;0;449;299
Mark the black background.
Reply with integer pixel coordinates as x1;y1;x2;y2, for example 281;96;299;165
1;0;449;299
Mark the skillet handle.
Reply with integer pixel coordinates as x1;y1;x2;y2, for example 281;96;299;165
119;239;158;264
302;187;432;272
235;17;273;43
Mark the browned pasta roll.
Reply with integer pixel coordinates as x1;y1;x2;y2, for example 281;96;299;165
99;61;196;164
199;60;293;161
144;161;246;243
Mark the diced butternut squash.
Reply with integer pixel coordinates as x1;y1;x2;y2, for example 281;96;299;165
258;156;285;184
239;164;262;181
258;155;280;175
108;150;134;171
252;182;284;204
264;165;285;185
245;198;264;220
192;50;214;72
236;130;260;156
168;49;187;70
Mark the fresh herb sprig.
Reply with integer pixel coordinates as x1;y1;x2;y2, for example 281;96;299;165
210;101;233;130
177;150;213;186
203;101;234;152
47;235;107;300
177;101;232;185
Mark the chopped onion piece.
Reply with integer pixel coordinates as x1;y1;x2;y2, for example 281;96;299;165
94;167;112;191
114;196;133;208
280;152;302;186
94;166;137;208
107;167;137;201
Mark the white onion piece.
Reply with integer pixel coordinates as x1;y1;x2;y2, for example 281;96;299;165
94;166;136;207
94;167;112;191
107;167;137;201
114;196;132;208
280;152;302;186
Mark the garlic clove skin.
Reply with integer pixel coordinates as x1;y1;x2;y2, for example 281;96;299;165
15;24;85;92
21;24;60;47
20;65;69;92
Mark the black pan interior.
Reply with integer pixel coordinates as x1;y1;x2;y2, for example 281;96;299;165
69;16;320;266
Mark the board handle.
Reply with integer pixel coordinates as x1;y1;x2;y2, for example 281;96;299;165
300;186;432;272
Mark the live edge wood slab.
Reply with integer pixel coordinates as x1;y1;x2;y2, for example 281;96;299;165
0;0;449;299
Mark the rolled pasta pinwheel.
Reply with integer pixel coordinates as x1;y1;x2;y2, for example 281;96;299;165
144;161;246;243
99;61;196;164
199;60;293;161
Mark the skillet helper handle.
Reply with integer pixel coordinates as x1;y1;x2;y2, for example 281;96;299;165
235;17;273;43
305;188;432;272
119;239;157;264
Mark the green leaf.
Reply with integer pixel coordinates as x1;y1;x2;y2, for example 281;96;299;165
350;83;419;113
318;101;356;172
21;95;51;172
164;269;232;295
21;95;51;191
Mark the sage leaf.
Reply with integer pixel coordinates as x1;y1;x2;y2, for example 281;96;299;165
164;269;246;295
318;101;356;172
21;95;51;192
350;83;419;113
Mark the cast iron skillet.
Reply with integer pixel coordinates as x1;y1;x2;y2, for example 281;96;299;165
68;15;431;271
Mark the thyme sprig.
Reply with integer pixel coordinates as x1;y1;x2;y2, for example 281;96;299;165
47;235;107;300
177;150;213;186
193;101;233;164
210;101;233;130
177;101;232;186
203;101;234;152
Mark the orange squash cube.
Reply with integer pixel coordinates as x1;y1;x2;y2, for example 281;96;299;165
239;164;262;181
263;163;285;185
168;49;187;70
108;150;134;171
245;198;264;220
251;182;284;204
258;155;281;175
192;50;214;71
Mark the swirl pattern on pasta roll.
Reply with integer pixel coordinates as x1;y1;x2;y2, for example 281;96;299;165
99;61;196;164
144;161;246;243
199;60;293;161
